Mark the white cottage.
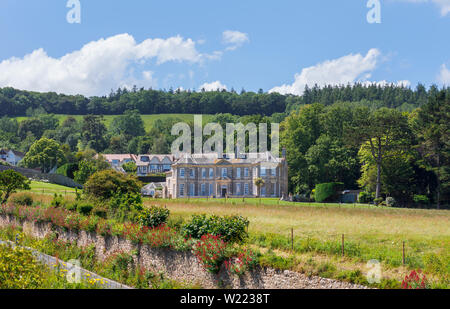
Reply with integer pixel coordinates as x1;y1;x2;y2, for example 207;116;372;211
0;149;25;166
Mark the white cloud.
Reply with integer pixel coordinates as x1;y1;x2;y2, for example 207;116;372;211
199;81;228;91
270;49;383;95
438;64;450;85
0;33;219;96
222;30;249;51
394;0;450;16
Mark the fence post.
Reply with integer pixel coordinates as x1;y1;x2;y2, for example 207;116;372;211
402;241;406;265
291;228;294;251
342;234;345;256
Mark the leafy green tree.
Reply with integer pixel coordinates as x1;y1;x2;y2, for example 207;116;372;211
412;90;450;208
0;170;31;204
0;116;18;134
84;170;142;200
81;115;107;152
109;109;145;137
358;143;416;204
345;107;412;199
122;161;137;174
73;151;110;184
22;138;65;173
254;178;265;197
18;118;44;139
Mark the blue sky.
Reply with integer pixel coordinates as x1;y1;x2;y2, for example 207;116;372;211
0;0;449;96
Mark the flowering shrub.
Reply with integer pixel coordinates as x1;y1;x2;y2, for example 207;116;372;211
225;249;259;276
96;219;113;236
401;270;430;289
192;234;229;274
182;214;249;243
138;206;170;228
64;213;84;231
0;243;44;288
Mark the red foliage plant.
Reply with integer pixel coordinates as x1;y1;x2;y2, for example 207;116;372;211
401;270;429;289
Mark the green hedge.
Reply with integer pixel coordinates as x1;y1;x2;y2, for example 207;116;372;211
314;182;344;203
57;163;78;179
181;214;249;243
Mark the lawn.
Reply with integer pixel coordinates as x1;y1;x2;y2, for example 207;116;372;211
145;198;450;286
28;181;77;196
15;114;215;131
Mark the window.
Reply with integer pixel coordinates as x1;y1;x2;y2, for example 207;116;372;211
236;183;241;195
179;184;185;196
190;184;195;196
190;169;195;179
236;168;241;179
201;184;206;196
141;156;150;162
151;164;158;171
273;183;277;196
272;168;277;176
202;168;206;179
261;186;266;196
244;168;249;177
244;183;249;195
261;167;266;177
209;168;214;179
209;183;213;196
179;168;185;178
112;160;119;166
222;168;227;178
163;164;171;171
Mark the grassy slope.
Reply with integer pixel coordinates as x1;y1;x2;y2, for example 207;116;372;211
146;198;450;286
15;114;215;131
28;181;77;195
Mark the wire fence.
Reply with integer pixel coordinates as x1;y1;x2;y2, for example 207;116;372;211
0;239;133;289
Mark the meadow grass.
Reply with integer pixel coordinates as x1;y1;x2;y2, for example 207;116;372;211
146;197;450;286
15;114;215;131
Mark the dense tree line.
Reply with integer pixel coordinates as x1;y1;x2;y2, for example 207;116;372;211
0;83;446;117
281;90;450;208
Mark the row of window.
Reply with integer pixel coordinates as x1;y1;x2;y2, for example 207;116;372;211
179;167;277;179
178;183;278;197
138;165;171;172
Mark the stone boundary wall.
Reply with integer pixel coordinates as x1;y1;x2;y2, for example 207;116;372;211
0;165;83;189
0;214;369;289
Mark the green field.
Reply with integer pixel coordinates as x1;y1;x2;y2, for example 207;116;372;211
28;181;77;195
146;197;450;286
15;114;215;131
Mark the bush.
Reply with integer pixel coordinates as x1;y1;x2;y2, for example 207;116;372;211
12;193;34;206
374;197;384;206
76;202;94;216
56;163;78;179
182;214;249;243
0;244;44;288
84;170;142;200
385;197;396;207
108;191;143;223
138;206;170;228
413;195;430;205
314;182;344;203
50;194;67;208
358;191;374;204
92;206;108;219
